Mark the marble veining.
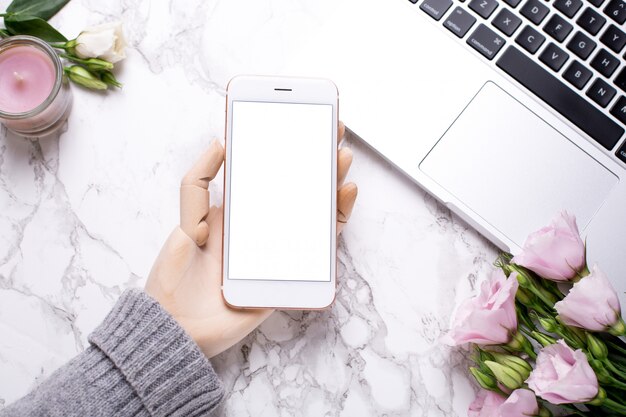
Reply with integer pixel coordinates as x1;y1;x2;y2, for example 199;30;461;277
0;0;498;414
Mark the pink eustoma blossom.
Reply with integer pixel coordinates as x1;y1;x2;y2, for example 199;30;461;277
468;389;505;417
526;340;598;405
512;211;585;281
499;389;539;417
468;389;540;417
444;270;518;346
555;264;622;332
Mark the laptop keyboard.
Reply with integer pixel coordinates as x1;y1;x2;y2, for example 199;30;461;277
408;0;626;163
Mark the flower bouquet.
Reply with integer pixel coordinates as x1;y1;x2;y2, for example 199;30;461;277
0;0;126;90
445;211;626;416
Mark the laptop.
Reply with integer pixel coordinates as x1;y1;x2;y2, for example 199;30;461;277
284;0;626;304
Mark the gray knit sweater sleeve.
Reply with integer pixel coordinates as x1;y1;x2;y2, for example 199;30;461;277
0;289;224;417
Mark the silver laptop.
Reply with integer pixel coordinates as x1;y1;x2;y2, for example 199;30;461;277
285;0;626;303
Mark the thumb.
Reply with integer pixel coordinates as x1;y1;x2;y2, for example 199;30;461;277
146;227;197;295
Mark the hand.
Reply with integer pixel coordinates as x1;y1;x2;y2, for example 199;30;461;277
145;123;358;358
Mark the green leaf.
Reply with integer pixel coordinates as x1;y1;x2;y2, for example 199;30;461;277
5;15;67;42
6;0;70;21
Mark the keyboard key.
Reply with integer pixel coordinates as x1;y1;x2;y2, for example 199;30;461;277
444;7;477;37
615;68;626;93
616;139;626;164
543;14;573;42
587;78;617;107
577;7;607;36
409;0;419;4
600;25;626;54
420;0;453;21
567;31;597;59
469;0;499;17
467;24;506;59
520;0;550;24
590;49;620;77
588;0;606;7
563;60;593;89
492;9;522;36
604;0;626;24
610;96;626;125
554;0;583;18
503;0;522;7
516;25;546;53
496;46;624;149
540;43;570;70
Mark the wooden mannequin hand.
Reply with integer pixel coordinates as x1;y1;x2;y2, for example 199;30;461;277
145;123;358;358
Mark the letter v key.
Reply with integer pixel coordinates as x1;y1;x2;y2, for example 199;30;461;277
539;43;569;72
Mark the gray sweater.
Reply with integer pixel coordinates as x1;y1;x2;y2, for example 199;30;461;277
0;290;224;416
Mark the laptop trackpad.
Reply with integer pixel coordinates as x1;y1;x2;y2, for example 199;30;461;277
420;82;617;247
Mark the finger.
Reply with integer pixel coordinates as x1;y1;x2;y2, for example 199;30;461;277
337;147;353;187
337;182;357;235
181;140;225;188
180;140;225;246
338;121;346;145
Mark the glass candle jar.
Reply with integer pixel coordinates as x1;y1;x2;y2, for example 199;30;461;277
0;36;72;137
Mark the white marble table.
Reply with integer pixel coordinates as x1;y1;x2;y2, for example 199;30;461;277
0;0;500;415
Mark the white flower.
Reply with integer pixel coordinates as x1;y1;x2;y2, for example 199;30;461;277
75;22;127;63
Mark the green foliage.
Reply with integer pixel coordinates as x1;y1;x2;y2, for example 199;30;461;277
470;251;626;416
64;66;107;90
2;0;70;41
101;71;122;88
4;15;67;41
6;0;70;21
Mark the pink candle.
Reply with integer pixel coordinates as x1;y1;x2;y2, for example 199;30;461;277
0;45;56;113
0;36;72;137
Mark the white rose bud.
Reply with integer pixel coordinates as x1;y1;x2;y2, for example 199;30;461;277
74;21;127;63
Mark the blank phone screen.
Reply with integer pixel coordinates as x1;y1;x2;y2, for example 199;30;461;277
227;101;334;281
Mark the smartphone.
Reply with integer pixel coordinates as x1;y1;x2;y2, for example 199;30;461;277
222;75;338;309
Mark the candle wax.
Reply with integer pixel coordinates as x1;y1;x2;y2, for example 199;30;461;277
0;45;56;114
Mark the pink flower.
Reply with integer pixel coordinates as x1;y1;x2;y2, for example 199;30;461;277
555;264;622;332
499;389;539;417
468;389;540;417
512;211;585;281
526;340;598;404
444;270;518;346
468;389;505;417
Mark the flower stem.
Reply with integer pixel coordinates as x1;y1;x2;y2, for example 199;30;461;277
553;318;586;349
603;398;626;414
48;42;68;49
516;304;537;331
606;340;626;357
60;53;83;63
606;375;626;390
530;286;557;309
531;303;552;317
542;279;565;301
609;356;626;372
605;360;626;382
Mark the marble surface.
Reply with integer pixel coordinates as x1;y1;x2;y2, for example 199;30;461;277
0;0;499;415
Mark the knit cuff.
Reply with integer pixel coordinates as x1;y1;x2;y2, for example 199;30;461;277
89;289;224;417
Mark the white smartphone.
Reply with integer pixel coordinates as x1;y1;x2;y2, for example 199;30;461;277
222;75;339;309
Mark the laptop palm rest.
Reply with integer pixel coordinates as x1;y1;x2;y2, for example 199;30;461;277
420;82;618;247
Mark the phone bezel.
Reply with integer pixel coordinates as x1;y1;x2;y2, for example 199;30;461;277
222;75;339;309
